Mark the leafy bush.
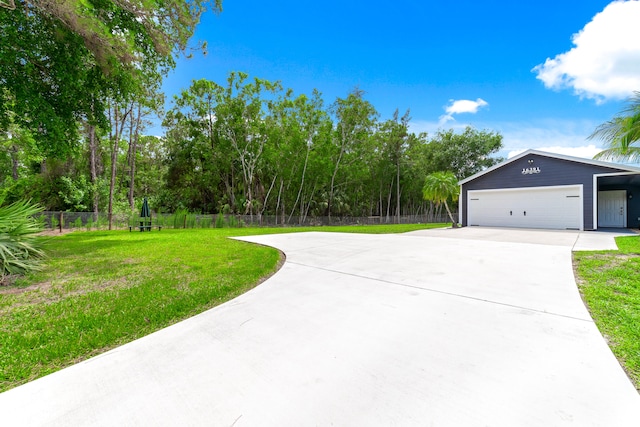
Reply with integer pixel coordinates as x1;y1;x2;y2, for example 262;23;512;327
58;176;91;211
0;200;45;284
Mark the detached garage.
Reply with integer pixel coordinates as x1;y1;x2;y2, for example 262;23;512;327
459;150;640;230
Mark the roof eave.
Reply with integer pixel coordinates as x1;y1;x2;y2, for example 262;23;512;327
458;149;640;185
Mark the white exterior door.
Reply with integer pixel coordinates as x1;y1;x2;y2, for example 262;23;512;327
598;190;627;228
467;185;583;230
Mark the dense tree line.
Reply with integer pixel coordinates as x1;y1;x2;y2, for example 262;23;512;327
1;69;503;223
161;73;503;221
0;1;503;224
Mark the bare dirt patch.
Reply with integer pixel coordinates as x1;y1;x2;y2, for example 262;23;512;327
0;281;53;295
36;229;75;237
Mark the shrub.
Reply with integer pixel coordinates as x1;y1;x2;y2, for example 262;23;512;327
0;200;45;284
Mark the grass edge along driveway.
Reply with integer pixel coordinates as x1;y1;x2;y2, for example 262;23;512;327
0;224;444;392
573;235;640;391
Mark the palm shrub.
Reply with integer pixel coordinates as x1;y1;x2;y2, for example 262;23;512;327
422;171;460;228
0;200;45;284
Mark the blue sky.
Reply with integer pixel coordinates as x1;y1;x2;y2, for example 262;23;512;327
160;0;640;160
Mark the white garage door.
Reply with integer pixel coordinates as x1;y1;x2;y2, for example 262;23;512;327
467;185;583;230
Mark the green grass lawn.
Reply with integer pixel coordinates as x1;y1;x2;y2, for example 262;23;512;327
573;235;640;391
0;223;445;392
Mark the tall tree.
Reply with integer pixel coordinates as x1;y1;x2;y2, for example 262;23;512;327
591;91;640;162
86;123;100;218
265;89;329;223
215;72;281;218
164;78;228;212
106;101;133;229
126;85;163;210
328;88;378;218
376;109;411;223
425;127;503;180
0;0;221;156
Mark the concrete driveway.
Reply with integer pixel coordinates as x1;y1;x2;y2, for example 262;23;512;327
1;227;639;426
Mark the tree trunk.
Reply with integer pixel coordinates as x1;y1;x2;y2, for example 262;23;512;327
88;124;99;221
289;142;311;223
396;159;401;224
108;102;132;230
327;146;345;218
260;174;277;217
378;181;383;223
386;176;393;223
10;144;18;180
275;178;283;225
443;201;458;228
108;136;118;230
127;105;141;211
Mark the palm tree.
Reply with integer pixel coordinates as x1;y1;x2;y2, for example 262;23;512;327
0;200;44;284
422;171;460;228
590;91;640;162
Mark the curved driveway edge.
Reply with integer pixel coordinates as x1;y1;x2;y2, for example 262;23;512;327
0;228;638;426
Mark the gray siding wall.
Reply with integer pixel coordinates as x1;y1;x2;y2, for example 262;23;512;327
461;154;625;229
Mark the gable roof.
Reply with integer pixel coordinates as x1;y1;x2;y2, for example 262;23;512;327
459;149;640;185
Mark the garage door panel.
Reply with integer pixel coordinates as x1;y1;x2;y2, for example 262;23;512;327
468;186;582;230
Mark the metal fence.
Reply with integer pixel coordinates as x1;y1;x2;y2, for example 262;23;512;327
38;212;131;231
230;213;456;227
38;211;457;231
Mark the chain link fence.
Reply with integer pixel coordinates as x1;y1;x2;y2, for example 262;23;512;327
38;211;457;231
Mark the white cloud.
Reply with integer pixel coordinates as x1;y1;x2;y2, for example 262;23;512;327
408;120;438;135
439;98;488;124
533;0;640;102
410;117;605;161
411;118;602;155
408;119;468;135
496;119;605;159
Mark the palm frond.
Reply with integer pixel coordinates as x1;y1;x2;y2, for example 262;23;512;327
594;147;640;162
0;200;45;281
422;171;460;204
590;92;640;163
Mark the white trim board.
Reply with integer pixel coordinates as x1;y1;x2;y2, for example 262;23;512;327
460;150;640;185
